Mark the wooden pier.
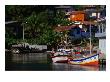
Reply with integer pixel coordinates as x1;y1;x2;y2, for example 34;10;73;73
99;59;106;65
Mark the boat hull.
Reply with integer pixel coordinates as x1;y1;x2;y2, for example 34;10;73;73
68;54;99;66
52;56;68;63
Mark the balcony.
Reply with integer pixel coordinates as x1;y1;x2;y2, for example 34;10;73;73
95;22;106;38
95;32;106;38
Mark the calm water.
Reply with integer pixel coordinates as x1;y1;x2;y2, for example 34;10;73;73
5;52;106;71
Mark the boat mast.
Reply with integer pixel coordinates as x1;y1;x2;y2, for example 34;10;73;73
89;21;92;55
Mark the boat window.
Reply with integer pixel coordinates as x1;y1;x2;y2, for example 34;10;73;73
94;57;96;59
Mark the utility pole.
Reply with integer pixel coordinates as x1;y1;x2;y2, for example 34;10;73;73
23;22;27;41
23;24;24;40
89;23;92;55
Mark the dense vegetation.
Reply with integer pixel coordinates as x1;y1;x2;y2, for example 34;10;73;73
5;5;99;49
5;6;72;48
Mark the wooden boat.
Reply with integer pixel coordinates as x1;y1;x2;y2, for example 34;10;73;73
67;21;100;66
68;54;99;66
50;44;75;63
51;51;69;63
51;20;99;65
51;55;68;63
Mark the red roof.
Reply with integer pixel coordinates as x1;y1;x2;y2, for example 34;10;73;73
54;25;77;32
54;21;97;32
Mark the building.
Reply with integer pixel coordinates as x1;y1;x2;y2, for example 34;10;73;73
5;21;23;39
55;5;73;13
95;6;106;59
95;19;106;59
69;11;85;22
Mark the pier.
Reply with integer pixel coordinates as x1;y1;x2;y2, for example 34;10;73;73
99;59;106;65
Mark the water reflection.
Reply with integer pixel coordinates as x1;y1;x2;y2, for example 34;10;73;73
52;63;99;71
11;53;48;63
5;53;106;71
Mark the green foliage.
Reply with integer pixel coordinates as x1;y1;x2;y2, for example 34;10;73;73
6;5;28;21
5;5;86;47
22;11;55;45
23;11;48;30
72;5;84;10
53;11;71;26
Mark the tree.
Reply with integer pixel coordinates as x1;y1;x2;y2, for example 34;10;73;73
72;5;84;11
5;5;79;47
5;6;57;45
53;10;72;26
22;10;61;45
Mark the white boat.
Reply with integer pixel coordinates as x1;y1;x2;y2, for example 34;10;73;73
51;52;69;63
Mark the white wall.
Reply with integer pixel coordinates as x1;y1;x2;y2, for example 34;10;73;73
99;38;106;59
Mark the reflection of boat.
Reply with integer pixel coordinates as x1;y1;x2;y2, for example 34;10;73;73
68;54;99;66
73;64;99;71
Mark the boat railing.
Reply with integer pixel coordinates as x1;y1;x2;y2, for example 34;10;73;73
72;54;99;61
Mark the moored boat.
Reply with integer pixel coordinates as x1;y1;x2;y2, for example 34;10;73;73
51;51;69;63
67;20;100;66
68;54;99;66
51;55;68;63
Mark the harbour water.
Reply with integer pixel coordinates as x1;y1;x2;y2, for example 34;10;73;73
5;52;106;71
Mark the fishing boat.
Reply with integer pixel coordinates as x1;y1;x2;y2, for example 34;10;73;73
51;20;100;65
51;51;68;63
51;45;73;63
68;21;99;66
68;54;99;66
